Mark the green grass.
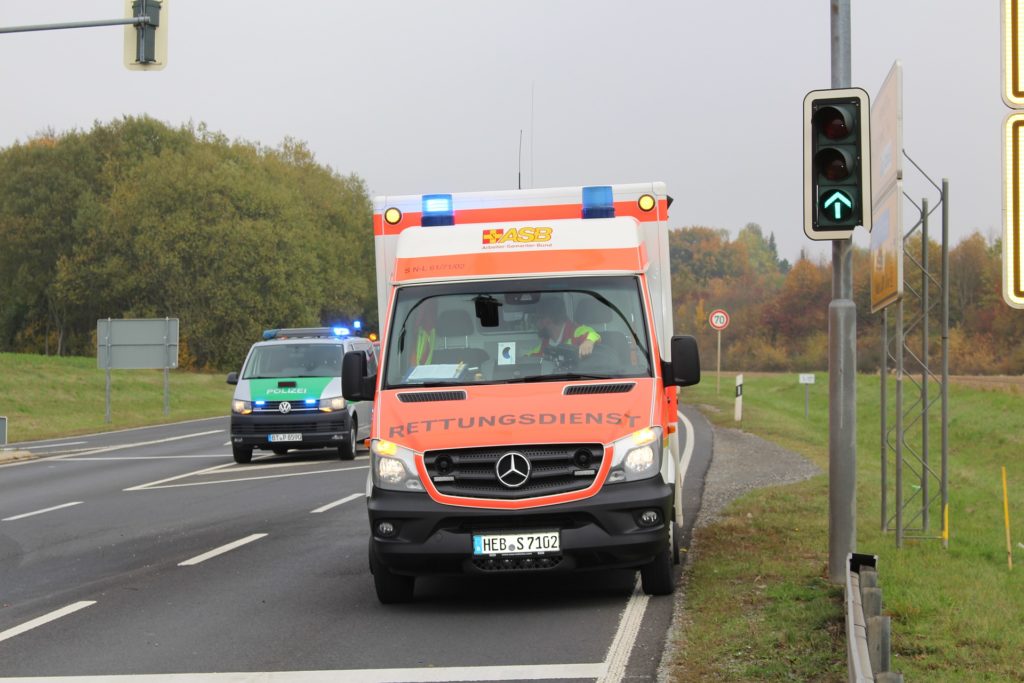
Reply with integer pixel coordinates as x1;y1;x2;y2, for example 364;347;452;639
0;352;233;443
667;373;1024;682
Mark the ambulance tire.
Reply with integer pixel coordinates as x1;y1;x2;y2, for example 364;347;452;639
232;443;253;464
339;418;357;460
370;544;415;604
640;543;675;596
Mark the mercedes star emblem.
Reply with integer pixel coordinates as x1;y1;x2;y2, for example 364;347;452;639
495;451;531;488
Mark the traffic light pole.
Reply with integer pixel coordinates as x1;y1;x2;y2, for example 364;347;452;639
828;0;857;584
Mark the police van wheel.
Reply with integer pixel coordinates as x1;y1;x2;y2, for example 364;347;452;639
339;420;357;461
640;543;675;596
232;444;253;464
271;446;289;455
370;546;415;604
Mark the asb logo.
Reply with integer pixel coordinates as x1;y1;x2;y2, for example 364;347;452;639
482;226;552;245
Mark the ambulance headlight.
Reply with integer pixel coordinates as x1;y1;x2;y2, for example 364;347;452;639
607;427;662;483
232;400;252;415
371;439;424;492
318;395;346;412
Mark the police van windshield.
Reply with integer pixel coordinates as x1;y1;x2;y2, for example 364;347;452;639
383;276;652;388
242;344;343;379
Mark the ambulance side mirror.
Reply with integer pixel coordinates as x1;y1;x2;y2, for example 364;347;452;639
668;335;701;387
342;350;376;401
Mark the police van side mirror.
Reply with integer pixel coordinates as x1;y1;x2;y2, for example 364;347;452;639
226;371;239;385
342;351;376;401
668;335;701;387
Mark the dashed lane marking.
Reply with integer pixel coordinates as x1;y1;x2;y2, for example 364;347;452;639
0;601;96;644
2;501;83;522
310;492;365;514
178;534;268;567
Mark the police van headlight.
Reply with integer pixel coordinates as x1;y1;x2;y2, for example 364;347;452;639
371;439;424;493
232;400;252;415
318;395;346;412
607;427;662;483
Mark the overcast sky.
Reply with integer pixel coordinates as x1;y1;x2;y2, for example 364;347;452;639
0;1;1006;263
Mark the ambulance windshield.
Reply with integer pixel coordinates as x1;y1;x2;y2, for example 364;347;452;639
382;276;653;388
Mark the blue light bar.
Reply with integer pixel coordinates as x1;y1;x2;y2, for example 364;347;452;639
422;193;455;226
305;399;317;405
333;326;350;336
262;329;277;340
582;185;615;219
353;320;362;330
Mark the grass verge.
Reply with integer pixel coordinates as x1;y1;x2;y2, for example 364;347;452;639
0;352;232;442
667;372;1024;682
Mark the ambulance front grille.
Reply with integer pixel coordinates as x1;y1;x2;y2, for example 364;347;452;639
423;444;604;500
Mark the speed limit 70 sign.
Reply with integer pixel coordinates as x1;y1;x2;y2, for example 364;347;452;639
709;309;730;331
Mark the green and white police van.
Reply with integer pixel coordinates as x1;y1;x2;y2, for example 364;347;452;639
226;327;376;464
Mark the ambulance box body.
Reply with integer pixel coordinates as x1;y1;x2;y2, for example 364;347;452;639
343;183;700;603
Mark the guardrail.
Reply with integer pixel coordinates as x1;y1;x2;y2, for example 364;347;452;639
846;553;902;683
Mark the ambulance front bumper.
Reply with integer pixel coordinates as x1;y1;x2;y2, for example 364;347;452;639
368;478;672;576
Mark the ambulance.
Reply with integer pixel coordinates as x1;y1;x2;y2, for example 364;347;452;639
341;183;700;603
227;327;376;464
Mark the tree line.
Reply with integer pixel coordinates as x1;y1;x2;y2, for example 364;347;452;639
0;117;374;369
1;117;1018;374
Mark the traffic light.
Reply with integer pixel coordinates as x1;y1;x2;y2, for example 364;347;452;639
124;0;168;70
803;88;871;240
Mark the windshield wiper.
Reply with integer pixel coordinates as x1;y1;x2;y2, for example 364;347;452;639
511;372;616;383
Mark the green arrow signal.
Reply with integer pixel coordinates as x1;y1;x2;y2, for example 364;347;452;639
822;190;853;220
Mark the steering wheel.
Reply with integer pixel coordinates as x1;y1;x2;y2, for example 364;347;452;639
542;344;579;368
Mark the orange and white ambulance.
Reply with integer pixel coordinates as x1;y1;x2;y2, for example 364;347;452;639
342;182;701;603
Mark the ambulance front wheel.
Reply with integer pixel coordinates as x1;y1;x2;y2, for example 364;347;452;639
339;418;357;460
370;542;415;604
232;443;253;464
640;540;675;596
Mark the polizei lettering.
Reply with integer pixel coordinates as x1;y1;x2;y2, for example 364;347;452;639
387;412;641;438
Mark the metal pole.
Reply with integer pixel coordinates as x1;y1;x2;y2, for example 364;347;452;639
716;329;722;396
828;0;857;583
921;198;930;531
881;307;888;532
896;299;904;548
805;384;810;418
163;317;170;417
0;17;147;34
941;179;950;548
105;319;112;425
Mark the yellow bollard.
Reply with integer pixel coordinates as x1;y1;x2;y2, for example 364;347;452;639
1003;466;1013;571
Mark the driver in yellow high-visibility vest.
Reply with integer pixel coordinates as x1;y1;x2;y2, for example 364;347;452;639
528;297;600;358
410;299;437;366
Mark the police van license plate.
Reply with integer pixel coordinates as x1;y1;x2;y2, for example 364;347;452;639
268;433;302;443
473;531;560;556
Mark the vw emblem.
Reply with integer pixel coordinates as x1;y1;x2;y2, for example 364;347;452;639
495;451;531;489
279;401;292;414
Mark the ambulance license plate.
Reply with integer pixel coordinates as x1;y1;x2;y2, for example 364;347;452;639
268;433;302;443
472;531;560;556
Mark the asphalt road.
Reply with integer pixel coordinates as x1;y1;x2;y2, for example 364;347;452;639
0;412;712;682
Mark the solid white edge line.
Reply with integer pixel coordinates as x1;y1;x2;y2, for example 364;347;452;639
134;466;370;491
8;415;227;448
0;601;96;644
598;578;649;683
2;501;83;522
0;663;606;682
178;534;268;567
311;492;366;514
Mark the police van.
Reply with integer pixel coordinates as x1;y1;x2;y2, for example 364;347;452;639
227;327;376;464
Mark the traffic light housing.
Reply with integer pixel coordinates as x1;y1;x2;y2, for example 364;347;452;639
124;0;167;70
803;88;871;240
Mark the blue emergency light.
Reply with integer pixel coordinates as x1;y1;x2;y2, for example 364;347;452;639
582;185;615;219
333;326;350;336
353;320;362;330
421;194;455;226
305;399;317;405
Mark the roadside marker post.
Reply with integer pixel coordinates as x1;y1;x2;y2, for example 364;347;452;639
734;374;743;423
1004;466;1014;570
799;374;816;417
0;416;6;447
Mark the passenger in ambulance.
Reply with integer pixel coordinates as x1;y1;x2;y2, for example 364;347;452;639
527;297;601;359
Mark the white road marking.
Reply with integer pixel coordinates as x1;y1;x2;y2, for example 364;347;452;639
311;492;365;513
130;466;369;491
598;578;650;683
677;409;695;487
0;601;96;644
57;455;226;461
123;461;237;491
178;534;268;566
20;441;89;450
2;430;226;471
0;663;607;681
2;501;83;522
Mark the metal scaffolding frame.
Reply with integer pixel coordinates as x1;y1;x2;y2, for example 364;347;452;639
880;158;949;549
